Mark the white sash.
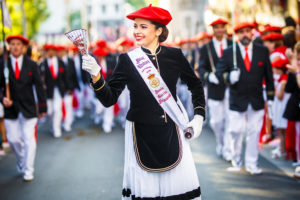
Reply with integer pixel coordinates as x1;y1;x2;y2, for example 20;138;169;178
127;47;189;131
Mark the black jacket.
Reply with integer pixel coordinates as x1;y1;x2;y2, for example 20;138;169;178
41;57;67;98
283;73;300;121
91;45;206;125
73;55;90;86
0;56;47;119
64;57;80;91
216;43;274;112
198;39;232;100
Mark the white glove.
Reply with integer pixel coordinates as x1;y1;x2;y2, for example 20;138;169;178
186;115;204;140
208;73;219;84
229;69;240;84
82;54;101;76
267;101;273;119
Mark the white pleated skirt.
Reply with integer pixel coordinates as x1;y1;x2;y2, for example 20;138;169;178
122;120;201;200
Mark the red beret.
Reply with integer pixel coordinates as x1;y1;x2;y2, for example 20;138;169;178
272;58;288;68
43;44;56;50
55;45;67;51
234;22;255;32
96;39;107;48
6;35;29;45
210;18;228;26
264;26;282;33
93;48;108;56
69;45;79;52
262;33;283;41
127;4;172;25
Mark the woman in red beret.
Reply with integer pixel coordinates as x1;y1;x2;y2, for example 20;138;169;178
83;5;205;199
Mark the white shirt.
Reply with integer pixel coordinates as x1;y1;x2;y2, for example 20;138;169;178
62;55;68;66
238;42;253;61
47;56;58;76
212;37;227;57
10;55;24;72
100;58;107;73
73;54;81;82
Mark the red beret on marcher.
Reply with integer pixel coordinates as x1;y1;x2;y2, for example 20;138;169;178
55;45;67;51
264;26;282;33
43;44;56;50
69;45;79;52
96;39;107;48
272;58;288;68
234;22;255;32
93;48;108;57
262;33;283;41
210;18;228;26
6;35;29;45
126;4;172;25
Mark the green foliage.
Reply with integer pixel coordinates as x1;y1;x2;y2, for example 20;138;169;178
126;0;146;9
0;0;49;40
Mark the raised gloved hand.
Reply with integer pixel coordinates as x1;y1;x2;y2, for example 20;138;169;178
186;115;204;140
267;100;273;119
208;73;219;84
82;54;101;76
229;68;240;84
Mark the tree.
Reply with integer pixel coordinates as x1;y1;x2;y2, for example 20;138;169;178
0;0;49;40
126;0;146;10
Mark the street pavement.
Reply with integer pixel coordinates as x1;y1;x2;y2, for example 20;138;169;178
0;114;300;200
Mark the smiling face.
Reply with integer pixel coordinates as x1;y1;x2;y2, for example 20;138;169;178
133;18;162;49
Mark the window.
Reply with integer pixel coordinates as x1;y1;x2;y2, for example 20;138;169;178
102;5;106;13
115;4;119;13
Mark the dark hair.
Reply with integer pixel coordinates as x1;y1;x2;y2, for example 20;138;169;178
151;21;169;43
285;16;296;27
283;30;296;49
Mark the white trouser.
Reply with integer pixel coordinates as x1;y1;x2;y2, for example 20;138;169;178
228;104;264;168
5;113;37;177
63;94;74;131
208;96;231;157
74;83;86;118
94;99;114;133
118;87;130;128
47;88;63;138
222;88;232;159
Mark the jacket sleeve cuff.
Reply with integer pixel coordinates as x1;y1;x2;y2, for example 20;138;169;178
90;75;106;92
194;106;205;120
38;103;47;114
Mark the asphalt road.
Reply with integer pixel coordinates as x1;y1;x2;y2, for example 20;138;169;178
0;114;300;200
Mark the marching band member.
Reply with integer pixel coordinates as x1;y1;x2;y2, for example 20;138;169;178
56;45;80;132
82;5;205;199
198;18;232;160
92;47;116;133
41;44;67;138
0;35;47;181
71;46;90;118
216;22;275;175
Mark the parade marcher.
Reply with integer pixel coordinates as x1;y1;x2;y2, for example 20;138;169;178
71;46;90;118
285;44;300;178
198;18;233;160
0;35;47;181
284;44;300;166
270;58;290;158
82;5;205;199
41;44;67;138
56;45;80;132
216;22;275;174
92;47;116;133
